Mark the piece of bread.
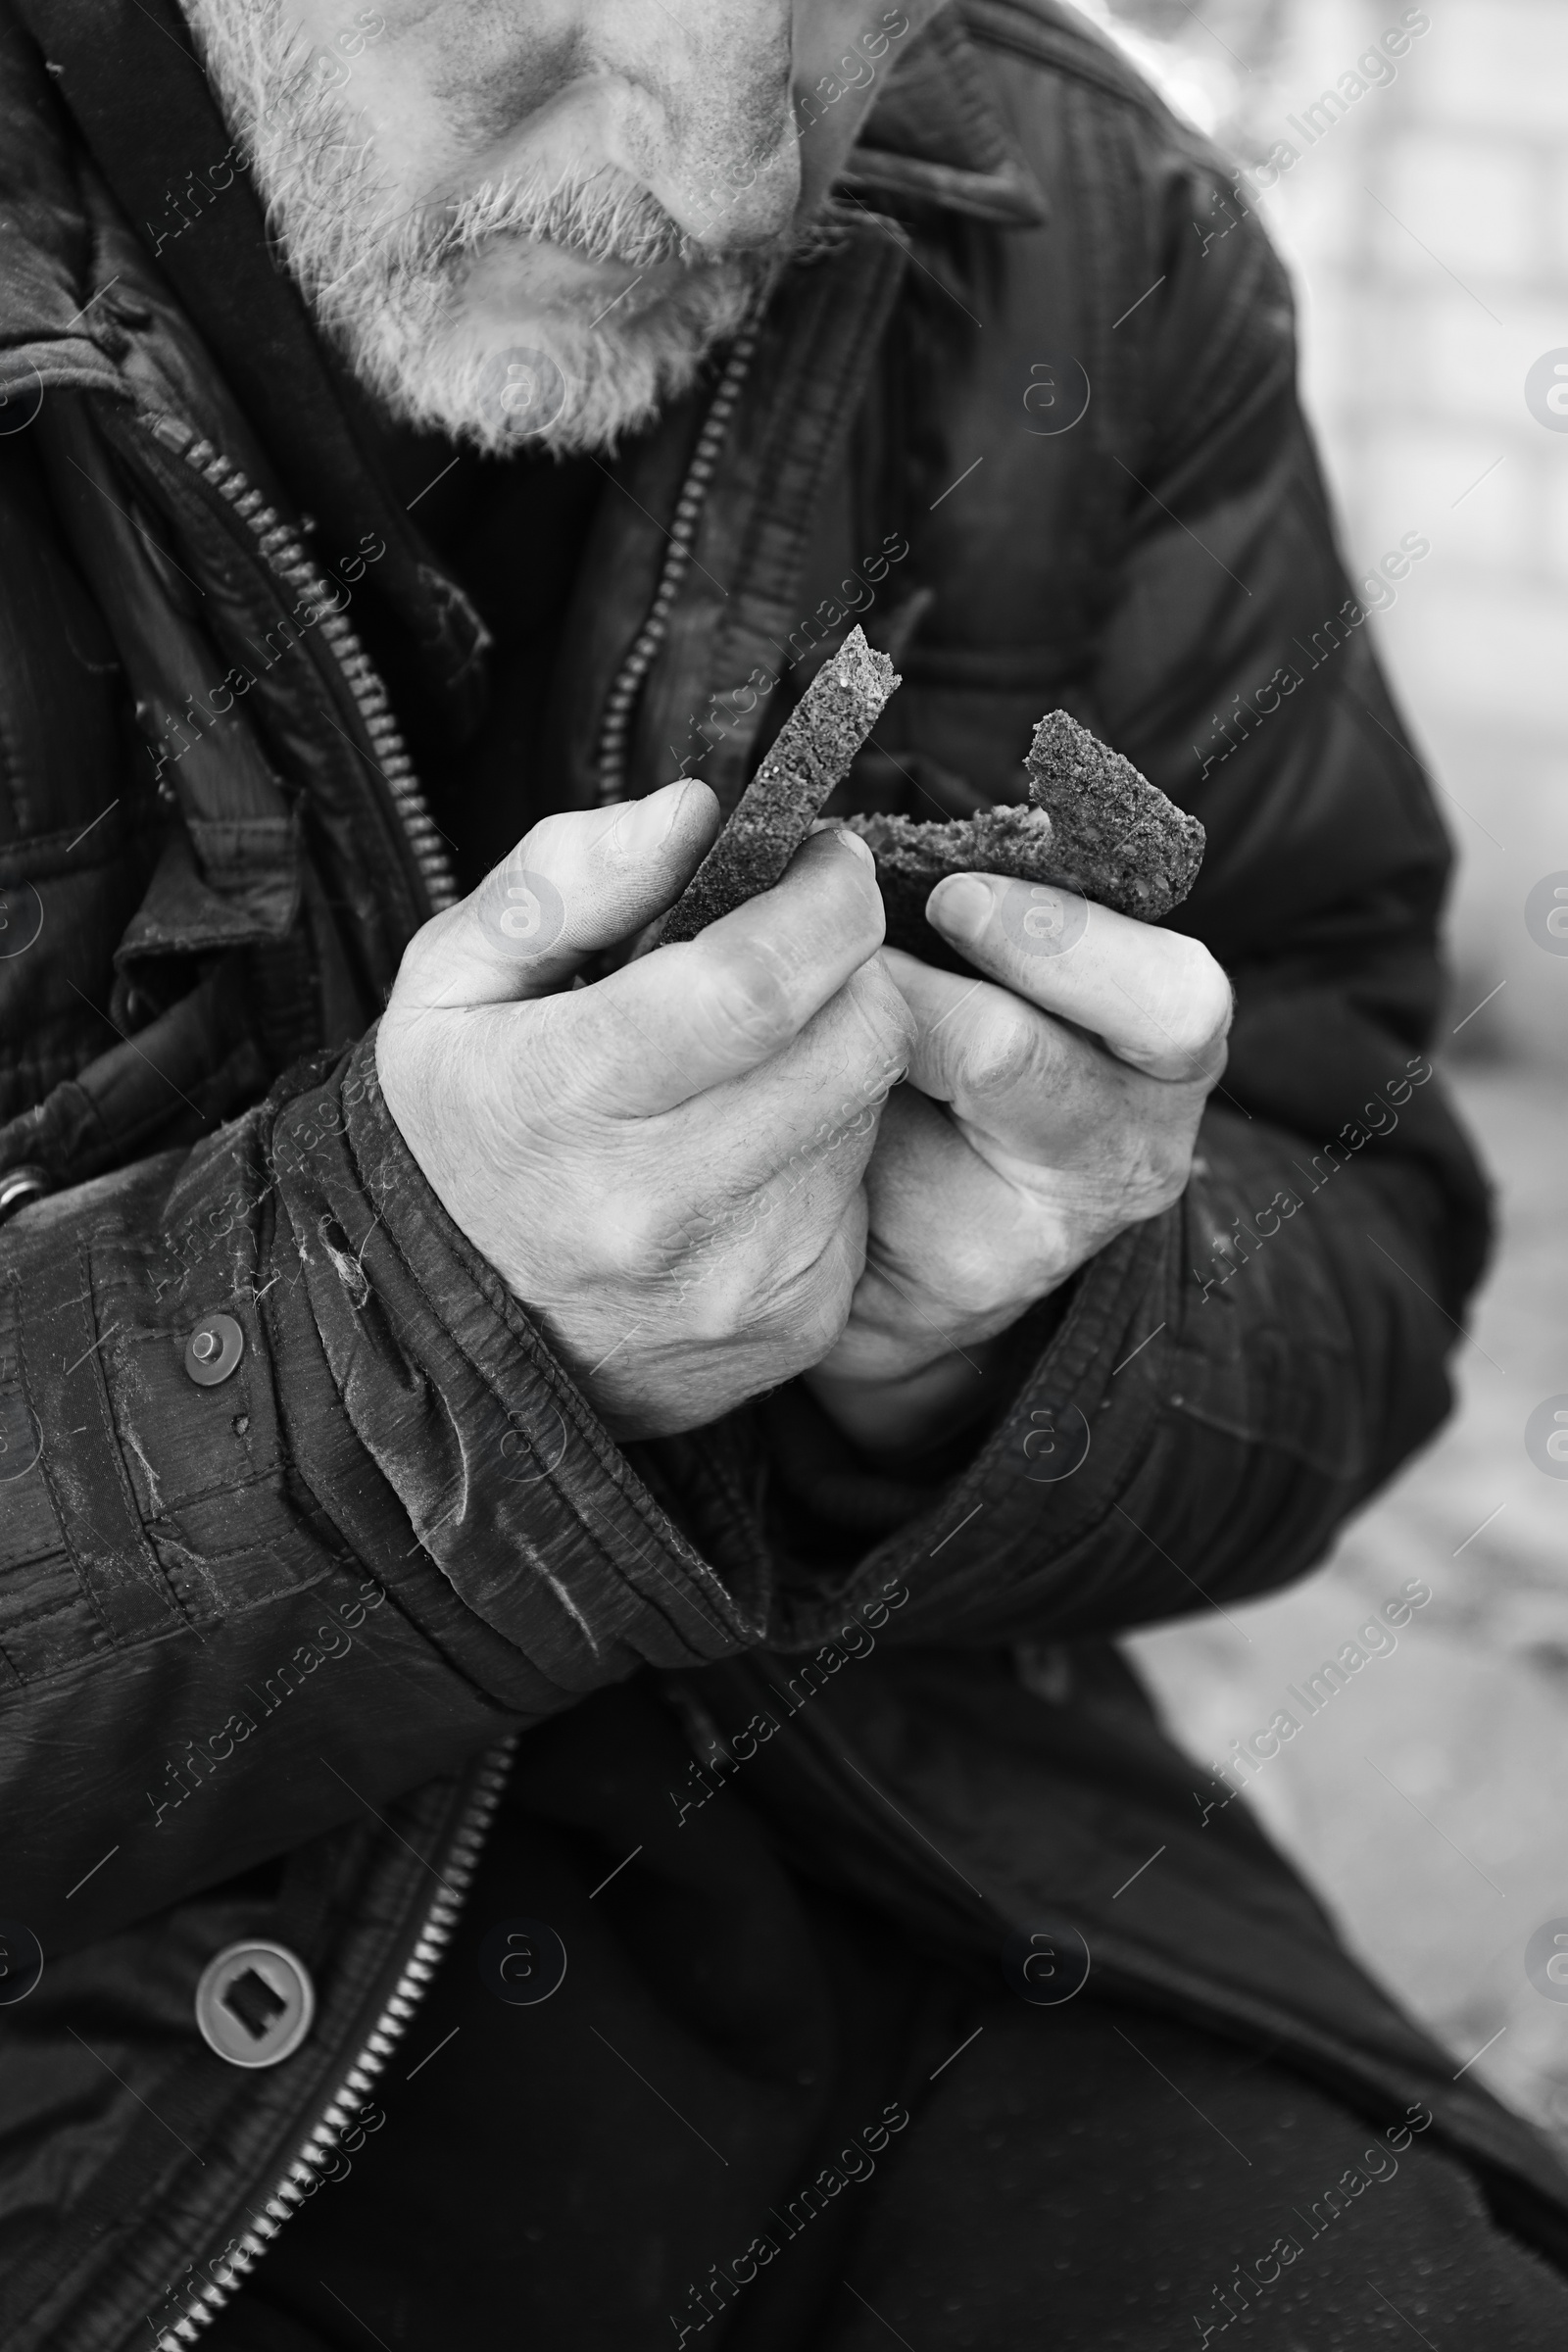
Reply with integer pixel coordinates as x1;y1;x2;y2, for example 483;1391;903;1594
655;633;1204;965
659;626;900;943
847;710;1205;958
1023;709;1204;921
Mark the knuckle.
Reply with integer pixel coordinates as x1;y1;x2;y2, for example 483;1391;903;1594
925;1227;1027;1320
844;873;888;958
802;836;885;931
791;1244;858;1359
807;1277;857;1360
597;1188;676;1285
729;1192;861;1353
680;1254;755;1344
960;1000;1046;1102
836;965;915;1094
861;958;919;1060
759;845;884;978
684;1227;846;1355
696;939;801;1056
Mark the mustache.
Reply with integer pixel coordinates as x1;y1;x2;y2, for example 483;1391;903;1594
420;168;706;272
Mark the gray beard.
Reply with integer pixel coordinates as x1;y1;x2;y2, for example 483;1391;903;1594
182;0;780;455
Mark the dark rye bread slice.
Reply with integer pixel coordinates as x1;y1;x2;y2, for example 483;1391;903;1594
659;627;900;943
1025;709;1204;920
847;710;1205;957
654;635;1202;961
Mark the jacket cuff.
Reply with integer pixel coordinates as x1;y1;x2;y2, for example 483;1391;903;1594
262;1032;762;1710
759;1102;1399;1651
752;1205;1165;1648
752;1288;1074;1565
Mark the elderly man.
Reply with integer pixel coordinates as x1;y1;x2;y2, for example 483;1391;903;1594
0;0;1564;2345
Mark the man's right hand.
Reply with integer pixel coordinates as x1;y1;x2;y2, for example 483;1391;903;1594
376;781;913;1439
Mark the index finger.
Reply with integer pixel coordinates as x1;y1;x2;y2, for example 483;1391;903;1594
922;871;1233;1084
557;826;889;1115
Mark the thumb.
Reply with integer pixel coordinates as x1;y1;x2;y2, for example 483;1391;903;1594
392;780;719;1011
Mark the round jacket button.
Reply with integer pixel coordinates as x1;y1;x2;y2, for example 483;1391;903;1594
195;1940;315;2068
184;1313;245;1387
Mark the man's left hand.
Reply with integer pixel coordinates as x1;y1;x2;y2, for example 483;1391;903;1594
806;870;1233;1450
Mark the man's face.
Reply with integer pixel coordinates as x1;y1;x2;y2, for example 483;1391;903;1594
185;0;936;453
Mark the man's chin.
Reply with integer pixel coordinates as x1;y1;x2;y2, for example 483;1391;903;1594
343;255;763;459
179;0;763;458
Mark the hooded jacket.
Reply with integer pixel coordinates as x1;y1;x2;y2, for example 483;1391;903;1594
0;1;1561;2345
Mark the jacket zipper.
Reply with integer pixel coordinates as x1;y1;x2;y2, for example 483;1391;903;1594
108;413;504;2345
138;353;749;2337
150;1734;517;2349
141;415;461;916
595;318;760;805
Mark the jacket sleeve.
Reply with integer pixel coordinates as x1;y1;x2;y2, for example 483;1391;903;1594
1;1035;761;1953
734;1089;1468;1654
1096;144;1489;1310
723;135;1490;1654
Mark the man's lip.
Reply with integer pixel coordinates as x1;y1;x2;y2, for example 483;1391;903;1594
463;232;690;288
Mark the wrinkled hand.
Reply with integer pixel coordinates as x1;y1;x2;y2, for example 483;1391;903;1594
377;783;913;1439
807;870;1233;1448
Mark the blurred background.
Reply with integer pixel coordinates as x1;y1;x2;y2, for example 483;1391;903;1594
1074;0;1568;2152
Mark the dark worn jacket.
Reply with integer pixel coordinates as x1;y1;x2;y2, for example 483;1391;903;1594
0;0;1562;2343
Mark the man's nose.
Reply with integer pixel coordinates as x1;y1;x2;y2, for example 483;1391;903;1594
637;0;803;253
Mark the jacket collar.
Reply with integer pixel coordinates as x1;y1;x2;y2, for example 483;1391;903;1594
851;7;1049;224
